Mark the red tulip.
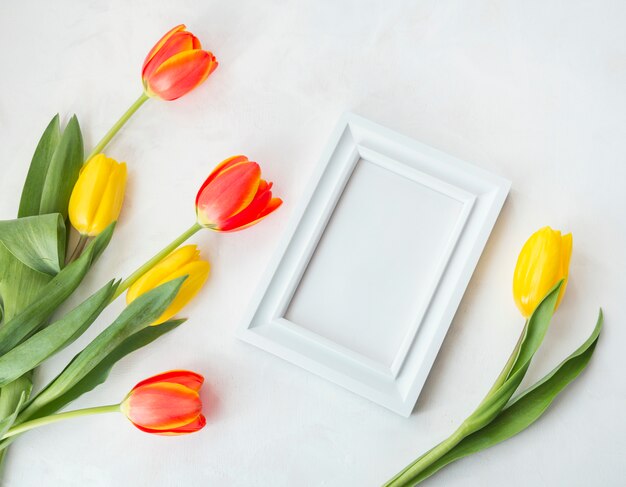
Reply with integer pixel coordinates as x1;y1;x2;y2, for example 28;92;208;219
120;370;206;435
142;24;218;101
195;155;282;232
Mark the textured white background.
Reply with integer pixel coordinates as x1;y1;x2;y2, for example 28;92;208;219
1;1;625;486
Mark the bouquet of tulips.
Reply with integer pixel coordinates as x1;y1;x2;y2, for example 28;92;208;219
385;227;603;485
0;24;281;473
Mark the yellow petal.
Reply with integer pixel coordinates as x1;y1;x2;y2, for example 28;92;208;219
513;226;566;317
126;245;210;325
68;154;125;236
151;259;210;325
126;245;199;303
555;233;573;311
90;161;127;235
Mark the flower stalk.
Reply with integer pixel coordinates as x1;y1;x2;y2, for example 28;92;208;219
85;93;149;163
112;222;202;300
387;324;529;484
2;404;120;440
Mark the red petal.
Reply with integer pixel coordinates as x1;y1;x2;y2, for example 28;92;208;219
146;50;216;101
132;370;204;392
217;181;272;231
219;196;282;233
126;383;201;430
196;162;261;226
195;155;249;207
131;414;206;436
142;30;198;81
259;197;283;219
142;25;186;72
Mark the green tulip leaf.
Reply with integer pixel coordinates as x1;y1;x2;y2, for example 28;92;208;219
0;246;53;327
0;281;118;388
38;115;84;219
385;282;563;487
464;281;562;432
18;115;62;218
0;214;66;321
29;319;185;420
0;374;33;458
0;223;115;354
18;276;186;422
0;214;65;276
407;310;603;485
0;392;25;440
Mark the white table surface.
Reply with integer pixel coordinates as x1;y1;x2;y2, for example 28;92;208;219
1;1;625;486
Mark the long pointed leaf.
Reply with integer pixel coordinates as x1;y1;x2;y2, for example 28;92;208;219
0;281;117;387
0;393;25;439
465;281;563;429
38;115;83;218
18;277;186;422
409;311;603;484
18;115;61;218
385;282;563;486
0;319;184;451
0;214;66;321
0;245;52;325
0;223;115;354
0;214;65;276
30;319;185;420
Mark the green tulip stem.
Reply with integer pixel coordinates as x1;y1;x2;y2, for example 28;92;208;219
481;319;528;403
85;92;150;163
384;424;470;486
1;404;120;440
112;222;203;301
384;319;530;486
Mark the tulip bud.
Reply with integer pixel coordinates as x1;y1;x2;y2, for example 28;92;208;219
196;155;282;232
142;24;218;101
68;154;127;237
120;370;206;435
513;226;572;317
126;245;210;325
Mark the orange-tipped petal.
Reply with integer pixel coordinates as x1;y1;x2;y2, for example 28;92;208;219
217;181;273;231
142;24;186;71
196;162;261;226
219;197;283;233
132;370;204;392
195;155;249;207
259;197;283;219
147;50;216;101
123;383;201;430
142;30;199;81
131;414;206;436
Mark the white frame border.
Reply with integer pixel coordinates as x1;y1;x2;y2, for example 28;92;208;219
237;113;510;416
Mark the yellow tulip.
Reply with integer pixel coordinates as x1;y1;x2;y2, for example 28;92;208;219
69;154;127;236
513;226;573;318
126;245;210;325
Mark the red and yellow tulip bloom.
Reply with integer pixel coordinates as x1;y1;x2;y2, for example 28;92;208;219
121;370;206;435
513;226;573;317
111;157;281;299
142;24;218;101
126;245;210;326
196;155;282;232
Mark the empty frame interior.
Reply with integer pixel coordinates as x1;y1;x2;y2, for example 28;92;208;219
285;157;465;370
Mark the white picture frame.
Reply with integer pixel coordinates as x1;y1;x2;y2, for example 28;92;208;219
237;113;510;416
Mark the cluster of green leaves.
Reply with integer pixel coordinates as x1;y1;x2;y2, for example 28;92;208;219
0;115;87;456
0;116;185;455
385;283;603;486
